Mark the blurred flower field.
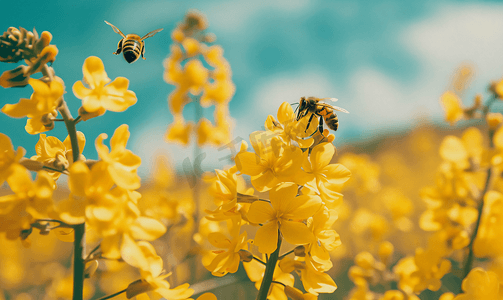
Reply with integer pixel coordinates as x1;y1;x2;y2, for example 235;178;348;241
2;9;503;300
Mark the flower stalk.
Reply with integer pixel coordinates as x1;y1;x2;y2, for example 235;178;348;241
256;230;282;300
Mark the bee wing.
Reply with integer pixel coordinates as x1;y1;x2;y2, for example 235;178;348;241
332;105;349;113
320;97;339;102
141;28;164;40
104;21;126;38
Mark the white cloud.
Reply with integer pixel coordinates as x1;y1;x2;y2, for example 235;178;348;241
202;0;310;34
402;3;503;89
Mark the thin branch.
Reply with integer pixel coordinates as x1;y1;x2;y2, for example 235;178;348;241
278;249;294;260
95;288;127;300
252;256;266;266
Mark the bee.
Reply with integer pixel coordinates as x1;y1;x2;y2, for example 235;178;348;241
104;21;163;64
296;96;349;135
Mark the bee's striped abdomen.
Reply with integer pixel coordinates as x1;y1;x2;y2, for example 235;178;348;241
122;39;142;63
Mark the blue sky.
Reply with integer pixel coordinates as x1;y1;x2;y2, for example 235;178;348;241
1;0;503;177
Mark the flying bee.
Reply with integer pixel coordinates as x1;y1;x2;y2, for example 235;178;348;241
104;21;163;64
296;96;349;136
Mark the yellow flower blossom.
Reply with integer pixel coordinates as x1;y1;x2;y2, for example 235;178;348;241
123;239;194;300
235;134;307;192
440;91;464;125
165;117;193;146
30;132;85;181
204;231;248;276
1;78;64;134
72;56;137;116
247;182;321;254
307;206;341;267
303;142;351;206
299;255;337;295
205;167;254;221
0;166;55;240
453;268;499;300
95;124;141;190
0;133;25;186
57;161;165;259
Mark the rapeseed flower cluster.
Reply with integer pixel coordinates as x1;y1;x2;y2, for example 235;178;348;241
164;10;235;146
201;101;351;299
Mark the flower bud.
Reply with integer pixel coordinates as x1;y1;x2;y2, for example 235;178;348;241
0;65;30;87
378;241;394;265
294;245;306;257
355;251;375;270
19;158;44;171
238;249;253;262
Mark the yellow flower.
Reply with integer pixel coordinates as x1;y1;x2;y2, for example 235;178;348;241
95;124;141;190
247;182;321;254
72;56;137;115
205;167;254;221
1;78;64;134
30;132;86;181
123;239;194;300
440;91;464;125
299;255;337;295
0;166;55;240
303;142;351;206
453;268;499;300
204;231;248;276
165;117;193;146
265;102;318;148
0;133;25;186
57;161;165;258
235;134;307;192
307;206;341;267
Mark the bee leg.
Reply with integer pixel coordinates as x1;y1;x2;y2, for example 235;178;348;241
305;113;315;133
141;45;146;60
114;40;123;55
318;116;325;137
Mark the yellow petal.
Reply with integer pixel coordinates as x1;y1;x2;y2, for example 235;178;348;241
310;143;335;170
439;136;467;162
82;56;110;88
110;124;129;151
321;164;351;185
281;220;315;245
247;201;275;224
251;170;279;192
130;217;166;241
235;152;263;176
277;102;295;125
253;221;278;254
120;234;149;270
269;182;298;212
1;98;38;118
72;80;92;99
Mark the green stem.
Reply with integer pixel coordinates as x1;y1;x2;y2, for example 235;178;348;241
256;231;282;300
72;223;86;300
57;99;80;163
